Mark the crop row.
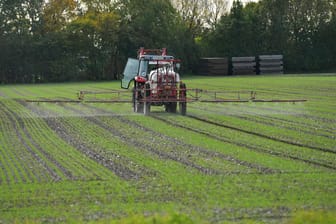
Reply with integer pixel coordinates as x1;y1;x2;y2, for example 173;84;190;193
159;113;335;170
0;101;50;183
190;102;335;137
0;100;127;184
23;100;147;181
83;103;331;174
186;103;335;153
30;101;216;181
48;102;269;175
0;75;335;223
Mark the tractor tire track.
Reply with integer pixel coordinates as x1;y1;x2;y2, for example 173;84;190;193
258;115;335;136
235;115;334;139
228;103;336;125
187;114;336;154
151;115;336;171
246;109;336;134
190;105;335;138
115;117;275;174
76;104;276;174
75;118;215;175
62;104;222;175
45;117;140;180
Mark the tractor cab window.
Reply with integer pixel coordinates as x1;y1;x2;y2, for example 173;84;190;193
139;60;148;77
121;58;139;89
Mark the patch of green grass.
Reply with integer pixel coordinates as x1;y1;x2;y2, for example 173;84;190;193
289;210;336;224
92;213;197;224
0;74;335;223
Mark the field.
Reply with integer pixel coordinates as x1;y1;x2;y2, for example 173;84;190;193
0;74;335;223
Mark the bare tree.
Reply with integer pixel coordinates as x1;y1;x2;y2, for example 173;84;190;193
204;0;229;27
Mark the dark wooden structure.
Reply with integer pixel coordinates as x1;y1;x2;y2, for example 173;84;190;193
198;58;229;76
258;55;284;74
231;56;256;75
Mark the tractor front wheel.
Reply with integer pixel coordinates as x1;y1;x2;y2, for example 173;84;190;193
165;102;177;113
135;102;143;113
132;88;136;112
143;83;151;115
144;102;150;115
179;83;187;116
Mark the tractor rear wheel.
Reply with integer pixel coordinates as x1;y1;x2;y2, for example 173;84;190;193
132;88;136;112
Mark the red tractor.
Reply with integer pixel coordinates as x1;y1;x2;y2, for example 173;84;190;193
121;48;187;115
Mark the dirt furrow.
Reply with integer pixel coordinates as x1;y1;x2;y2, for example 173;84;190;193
191;105;334;139
222;103;336;125
21;100;146;180
86;116;218;175
115;117;275;174
61;104;223;175
188;114;336;154
73;104;276;174
152;115;336;171
236;115;334;139
44;117;140;180
259;114;335;135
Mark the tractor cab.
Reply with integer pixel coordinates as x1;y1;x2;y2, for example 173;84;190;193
121;48;180;89
121;48;186;115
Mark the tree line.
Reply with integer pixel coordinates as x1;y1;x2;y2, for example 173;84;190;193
0;0;335;83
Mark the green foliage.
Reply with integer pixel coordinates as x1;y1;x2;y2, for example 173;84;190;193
41;0;78;33
206;1;264;56
203;0;336;71
67;10;121;80
1;0;336;83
